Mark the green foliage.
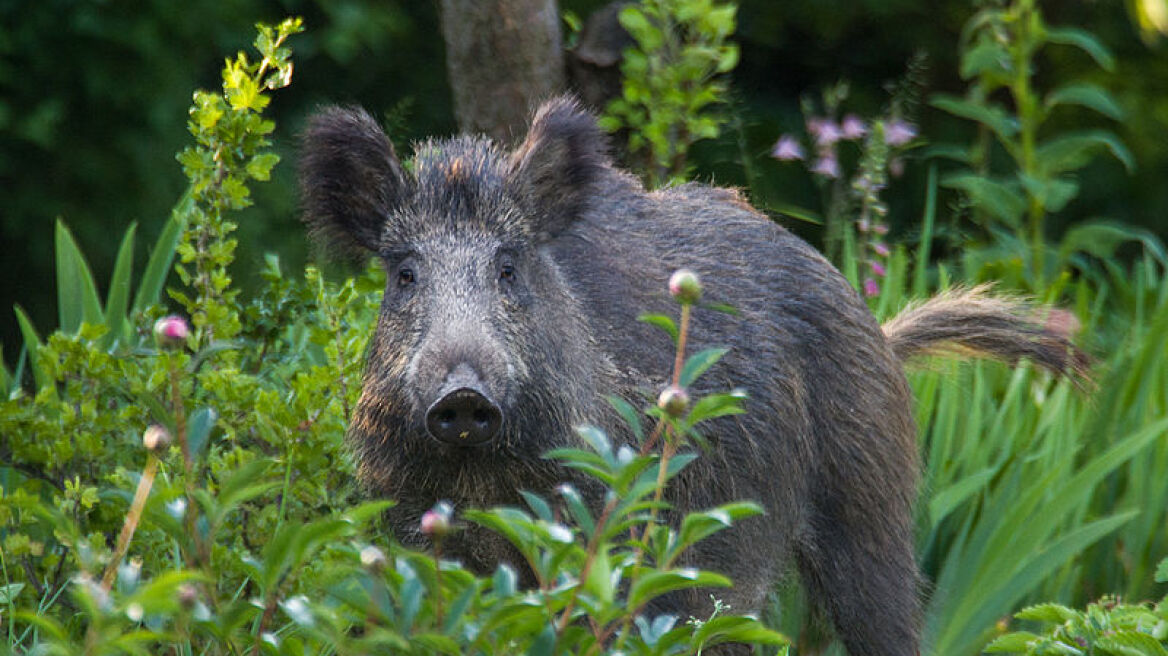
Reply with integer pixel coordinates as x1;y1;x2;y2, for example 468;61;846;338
601;0;739;187
932;0;1133;288
984;575;1168;655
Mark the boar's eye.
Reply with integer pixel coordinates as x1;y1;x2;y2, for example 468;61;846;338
499;263;515;283
397;267;416;287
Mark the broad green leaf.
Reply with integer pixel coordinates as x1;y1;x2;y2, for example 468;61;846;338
133;190;191;313
1095;632;1168;656
54;220;104;333
638;313;679;344
1036;130;1135;175
960;35;1012;83
1045;83;1124;120
686;388;748;426
1045;26;1116;71
629;569;730;608
102;223;137;349
1157;556;1168;583
678;347;729;387
931;95;1019;143
692;615;789;648
1019;174;1079;213
185;407;218;461
1058;220;1160;265
941;173;1026;227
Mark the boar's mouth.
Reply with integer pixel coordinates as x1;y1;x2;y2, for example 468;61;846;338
424;364;503;446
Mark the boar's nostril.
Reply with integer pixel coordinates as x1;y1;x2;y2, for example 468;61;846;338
425;388;502;446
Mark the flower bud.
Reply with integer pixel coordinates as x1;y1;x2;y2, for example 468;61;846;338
657;385;690;418
668;269;702;305
177;583;199;610
153;315;190;348
421;501;454;539
142;424;172;452
359;545;387;571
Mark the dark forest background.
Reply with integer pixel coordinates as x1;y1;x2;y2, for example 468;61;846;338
2;0;1165;352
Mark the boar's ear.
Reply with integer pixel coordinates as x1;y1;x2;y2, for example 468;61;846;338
299;106;409;257
507;96;609;240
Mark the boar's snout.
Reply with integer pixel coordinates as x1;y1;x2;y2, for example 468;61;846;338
425;364;502;446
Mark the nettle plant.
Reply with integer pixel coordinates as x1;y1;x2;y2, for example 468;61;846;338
984;558;1168;656
931;0;1136;289
600;0;739;187
0;18;786;656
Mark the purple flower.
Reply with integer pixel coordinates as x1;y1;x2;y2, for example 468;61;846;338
870;260;887;277
872;242;891;257
863;278;880;297
873;222;890;236
811;155;841;179
841;114;867;140
857;218;871;233
153;315;190;348
771;135;805;161
809;118;843;147
884;120;917;147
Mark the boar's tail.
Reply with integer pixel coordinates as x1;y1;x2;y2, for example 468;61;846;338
880;284;1091;382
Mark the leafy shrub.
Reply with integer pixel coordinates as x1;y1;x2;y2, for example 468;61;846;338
0;18;786;655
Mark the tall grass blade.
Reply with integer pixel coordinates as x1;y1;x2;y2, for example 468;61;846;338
132;189;192;314
101;223;137;350
54;220;104;333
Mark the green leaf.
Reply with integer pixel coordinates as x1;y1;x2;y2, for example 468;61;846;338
686;388;747;425
928;466;996;526
607;395;645;443
1045;26;1116;71
941;173;1026;227
677;502;763;550
1057;220;1160;265
1045;83;1124;121
678;347;729;387
185;407;218;461
1096;632;1168;656
628;569;730;608
692;615;790;648
0;583;24;604
246;152;280;181
13;305;49;391
1156;557;1168;583
1015;603;1078;623
931;95;1019;142
526;624;556;656
55;219;104;333
133;190;190;313
102;223;137;349
638;313;679;344
960;35;1012;82
983;631;1041;653
1019;174;1079;213
1036;130;1135;175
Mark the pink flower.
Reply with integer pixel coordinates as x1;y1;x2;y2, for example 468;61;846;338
884;120;917;147
421;501;454;538
668;269;702;304
863;278;880;297
857;218;871;233
841;114;867;140
771;135;805;161
872;242;891;257
873;222;890;236
153;315;190;348
870;260;887;277
811;155;841;179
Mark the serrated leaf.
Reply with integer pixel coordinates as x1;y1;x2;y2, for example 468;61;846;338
1015;602;1078;623
983;631;1041;652
1046;26;1116;71
1096;632;1168;656
246;153;280;181
1045;83;1124;120
679;347;729;387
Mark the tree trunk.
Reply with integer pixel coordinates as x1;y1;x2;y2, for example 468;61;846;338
439;0;564;144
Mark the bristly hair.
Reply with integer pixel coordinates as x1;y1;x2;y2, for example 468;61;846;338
299;105;410;259
881;284;1093;384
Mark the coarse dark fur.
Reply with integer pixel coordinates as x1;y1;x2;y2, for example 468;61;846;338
299;97;1087;656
